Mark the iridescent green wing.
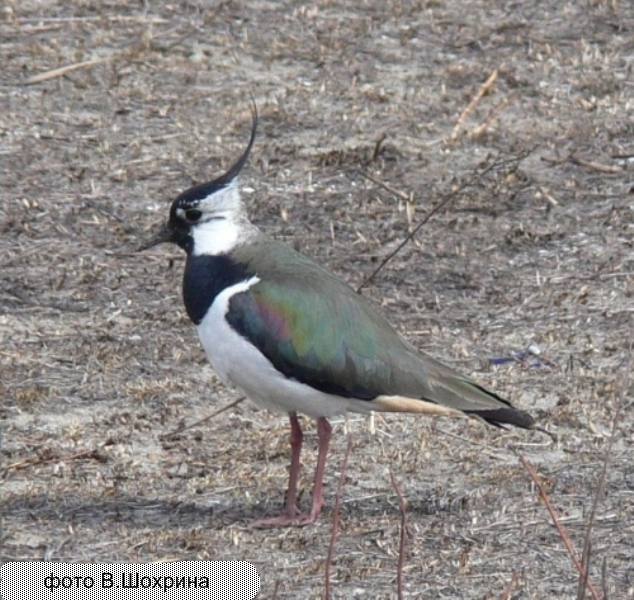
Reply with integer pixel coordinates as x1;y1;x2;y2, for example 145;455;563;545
225;250;414;399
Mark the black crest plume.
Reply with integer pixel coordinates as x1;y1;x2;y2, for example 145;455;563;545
214;101;258;187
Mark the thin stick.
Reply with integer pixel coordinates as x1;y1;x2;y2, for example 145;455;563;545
358;170;410;201
389;469;407;600
159;397;246;440
540;155;569;166
18;15;169;24
4;448;104;472
519;455;601;600
356;146;537;292
578;324;631;599
450;69;498;140
325;436;353;600
499;572;518;600
24;58;111;85
577;539;591;600
470;93;518;139
570;154;623;174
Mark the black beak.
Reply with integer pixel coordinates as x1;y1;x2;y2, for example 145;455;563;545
138;222;174;251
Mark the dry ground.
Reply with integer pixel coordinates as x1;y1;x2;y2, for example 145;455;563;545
1;1;633;598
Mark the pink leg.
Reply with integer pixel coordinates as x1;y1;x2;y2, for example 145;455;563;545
285;412;303;515
252;413;303;528
297;417;332;526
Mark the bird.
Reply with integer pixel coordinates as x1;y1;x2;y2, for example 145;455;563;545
140;108;535;528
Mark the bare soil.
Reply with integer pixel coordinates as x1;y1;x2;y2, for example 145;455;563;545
1;1;633;598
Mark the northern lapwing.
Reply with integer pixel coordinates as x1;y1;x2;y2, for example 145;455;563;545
140;109;535;527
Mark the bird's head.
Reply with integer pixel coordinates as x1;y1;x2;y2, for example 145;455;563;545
140;107;258;256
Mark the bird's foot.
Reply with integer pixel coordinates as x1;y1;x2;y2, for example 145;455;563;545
295;508;320;527
250;513;300;529
250;502;299;529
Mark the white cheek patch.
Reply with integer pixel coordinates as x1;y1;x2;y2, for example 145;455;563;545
178;180;249;256
191;217;240;256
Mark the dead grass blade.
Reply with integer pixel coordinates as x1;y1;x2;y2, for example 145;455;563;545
357;171;410;201
371;132;388;162
570;154;623;174
577;322;632;600
356;146;537;292
325;436;353;600
519;455;601;600
24;58;111;85
542;153;624;173
159;396;245;440
3;448;106;473
389;469;407;600
470;93;518;139
450;69;498;140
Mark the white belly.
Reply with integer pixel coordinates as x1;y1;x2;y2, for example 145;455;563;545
196;278;361;419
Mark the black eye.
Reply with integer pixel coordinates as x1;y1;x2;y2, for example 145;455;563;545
185;209;202;223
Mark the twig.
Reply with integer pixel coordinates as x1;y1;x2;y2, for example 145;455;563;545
357;170;410;201
578;323;631;599
577;539;591;600
356;146;537;292
570;154;623;174
16;15;169;24
499;571;518;600
470;93;518;139
272;579;281;599
450;69;498;140
24;57;111;85
325;436;353;600
159;397;246;440
3;448;105;472
541;155;569;166
389;469;407;600
538;186;559;207
519;455;601;600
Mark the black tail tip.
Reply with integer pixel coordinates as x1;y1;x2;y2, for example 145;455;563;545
467;407;536;429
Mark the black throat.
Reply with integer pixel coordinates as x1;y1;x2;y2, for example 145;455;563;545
182;254;253;325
